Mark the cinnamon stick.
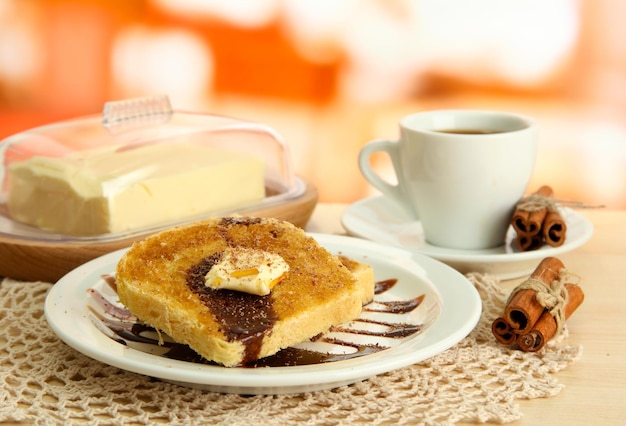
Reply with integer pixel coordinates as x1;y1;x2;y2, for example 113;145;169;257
511;185;569;251
504;257;564;334
517;283;584;352
491;317;517;345
543;209;567;247
515;233;543;251
512;185;554;235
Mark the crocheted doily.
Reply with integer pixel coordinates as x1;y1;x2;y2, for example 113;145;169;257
0;274;581;425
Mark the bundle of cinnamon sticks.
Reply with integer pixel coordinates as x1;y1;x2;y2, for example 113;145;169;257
511;185;567;251
491;257;584;352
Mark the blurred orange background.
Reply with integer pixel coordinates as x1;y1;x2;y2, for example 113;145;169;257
1;0;625;208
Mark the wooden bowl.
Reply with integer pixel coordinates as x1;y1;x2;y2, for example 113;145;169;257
0;179;317;283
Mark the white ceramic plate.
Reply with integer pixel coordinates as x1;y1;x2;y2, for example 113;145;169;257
342;196;594;280
45;233;481;395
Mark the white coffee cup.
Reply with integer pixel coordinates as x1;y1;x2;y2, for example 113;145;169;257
358;110;538;250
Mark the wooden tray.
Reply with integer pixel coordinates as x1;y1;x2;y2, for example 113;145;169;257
0;179;317;283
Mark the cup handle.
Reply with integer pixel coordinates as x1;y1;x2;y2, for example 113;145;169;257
358;139;408;209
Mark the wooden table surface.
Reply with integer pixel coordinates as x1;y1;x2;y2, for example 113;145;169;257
1;204;623;425
308;204;626;425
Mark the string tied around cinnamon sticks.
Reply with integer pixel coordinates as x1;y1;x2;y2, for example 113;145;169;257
515;192;559;214
492;256;584;352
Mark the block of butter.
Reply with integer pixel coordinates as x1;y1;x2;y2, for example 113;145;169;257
7;143;265;235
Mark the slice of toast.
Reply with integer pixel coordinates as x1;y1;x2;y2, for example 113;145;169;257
337;254;375;305
115;217;374;367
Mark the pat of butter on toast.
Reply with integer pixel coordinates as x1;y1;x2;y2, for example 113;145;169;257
204;246;290;296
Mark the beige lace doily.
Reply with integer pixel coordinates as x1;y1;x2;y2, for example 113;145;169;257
0;274;581;426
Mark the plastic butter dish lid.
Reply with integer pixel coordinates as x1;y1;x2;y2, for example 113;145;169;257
0;95;305;243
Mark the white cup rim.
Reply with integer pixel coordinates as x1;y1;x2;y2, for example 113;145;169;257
400;109;535;135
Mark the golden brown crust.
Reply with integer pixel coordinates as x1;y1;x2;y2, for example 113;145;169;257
116;217;373;367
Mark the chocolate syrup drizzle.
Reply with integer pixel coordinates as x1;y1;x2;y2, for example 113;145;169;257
90;275;426;368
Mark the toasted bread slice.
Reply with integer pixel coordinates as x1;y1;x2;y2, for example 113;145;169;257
115;217;374;367
337;254;375;305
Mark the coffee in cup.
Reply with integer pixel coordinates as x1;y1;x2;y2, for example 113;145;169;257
358;110;538;250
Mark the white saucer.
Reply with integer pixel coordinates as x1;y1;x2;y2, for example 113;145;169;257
341;196;594;280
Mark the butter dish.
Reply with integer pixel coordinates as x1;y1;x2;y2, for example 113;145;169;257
0;95;317;281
